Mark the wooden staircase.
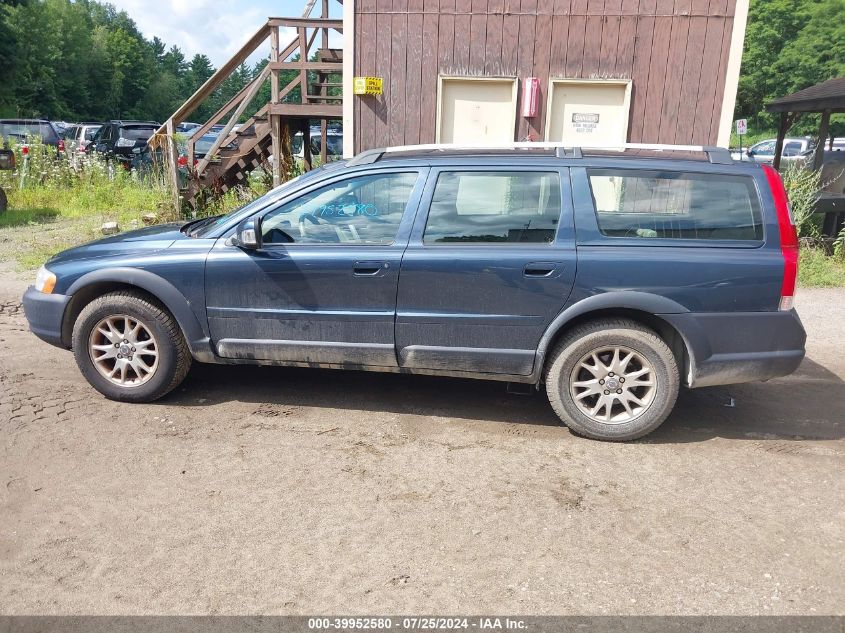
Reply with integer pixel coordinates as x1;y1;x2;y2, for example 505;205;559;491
149;1;343;213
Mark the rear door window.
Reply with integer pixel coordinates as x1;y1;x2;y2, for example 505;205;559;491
586;169;763;241
423;171;561;244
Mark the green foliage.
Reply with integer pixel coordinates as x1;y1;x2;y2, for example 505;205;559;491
781;163;822;238
834;225;845;259
736;0;845;137
799;247;845;287
0;139;271;268
0;0;275;122
0;140;170;217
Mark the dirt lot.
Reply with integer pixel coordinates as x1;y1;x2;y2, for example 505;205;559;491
0;262;843;615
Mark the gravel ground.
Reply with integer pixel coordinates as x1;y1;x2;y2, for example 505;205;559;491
0;263;843;615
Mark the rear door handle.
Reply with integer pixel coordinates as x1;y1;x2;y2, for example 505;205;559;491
523;262;558;277
353;261;389;276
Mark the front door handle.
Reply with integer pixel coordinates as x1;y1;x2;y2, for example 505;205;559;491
523;262;558;277
353;261;389;276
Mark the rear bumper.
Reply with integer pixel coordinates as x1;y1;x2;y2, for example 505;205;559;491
661;310;806;388
22;286;70;348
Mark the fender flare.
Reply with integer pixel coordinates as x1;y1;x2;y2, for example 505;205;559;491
533;291;695;380
65;268;214;361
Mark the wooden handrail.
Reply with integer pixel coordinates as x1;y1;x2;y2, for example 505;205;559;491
195;64;272;177
267;17;342;29
151;21;272;143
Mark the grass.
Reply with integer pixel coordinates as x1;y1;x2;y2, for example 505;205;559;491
0;142;268;270
798;247;845;288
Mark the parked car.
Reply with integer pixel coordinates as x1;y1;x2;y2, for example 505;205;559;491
0;119;64;152
178;124;236;165
733;137;815;165
22;144;806;441
176;122;202;134
52;121;72;136
91;120;160;166
62;123;103;159
128;125;235;178
291;127;344;160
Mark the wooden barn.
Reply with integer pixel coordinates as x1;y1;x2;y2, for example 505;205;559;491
341;0;749;154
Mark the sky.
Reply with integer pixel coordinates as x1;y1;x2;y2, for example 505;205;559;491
105;0;336;67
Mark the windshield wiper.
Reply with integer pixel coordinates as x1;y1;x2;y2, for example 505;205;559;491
181;214;223;237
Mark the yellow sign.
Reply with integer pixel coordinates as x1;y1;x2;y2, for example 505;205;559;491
353;76;383;96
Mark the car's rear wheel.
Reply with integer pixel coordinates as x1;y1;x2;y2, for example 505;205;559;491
72;291;191;402
545;318;679;441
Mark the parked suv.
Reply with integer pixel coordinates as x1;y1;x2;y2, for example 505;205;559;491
63;122;103;159
91;120;159;165
22;144;806;441
0;119;64;151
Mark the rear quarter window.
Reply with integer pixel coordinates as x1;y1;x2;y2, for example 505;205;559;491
586;169;763;241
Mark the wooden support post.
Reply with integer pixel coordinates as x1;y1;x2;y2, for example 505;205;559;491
813;109;831;172
772;113;790;172
165;118;182;217
299;27;309;104
303;122;312;171
321;118;328;164
270;25;282;187
281;121;293;178
322;0;329;47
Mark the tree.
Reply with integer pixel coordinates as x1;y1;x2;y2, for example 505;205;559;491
736;0;845;135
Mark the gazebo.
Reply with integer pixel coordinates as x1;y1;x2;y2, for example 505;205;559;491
766;78;845;236
766;77;845;171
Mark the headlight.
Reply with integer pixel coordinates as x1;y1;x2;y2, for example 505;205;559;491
35;266;56;294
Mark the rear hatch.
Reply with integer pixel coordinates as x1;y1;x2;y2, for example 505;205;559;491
114;125;158;157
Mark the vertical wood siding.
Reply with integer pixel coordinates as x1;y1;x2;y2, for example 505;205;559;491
354;0;737;150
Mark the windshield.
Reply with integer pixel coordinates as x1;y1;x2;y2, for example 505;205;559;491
192;162;347;238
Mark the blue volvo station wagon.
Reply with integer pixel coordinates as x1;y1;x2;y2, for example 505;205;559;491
22;144;806;441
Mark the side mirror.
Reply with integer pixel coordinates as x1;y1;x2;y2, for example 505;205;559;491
232;216;263;250
746;148;753;156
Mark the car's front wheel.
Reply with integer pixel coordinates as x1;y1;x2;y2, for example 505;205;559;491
72;291;191;402
545;318;679;441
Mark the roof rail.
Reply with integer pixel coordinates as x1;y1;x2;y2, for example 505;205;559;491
346;142;734;166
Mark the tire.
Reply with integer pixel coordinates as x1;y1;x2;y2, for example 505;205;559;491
72;291;191;403
0;187;7;213
544;318;679;441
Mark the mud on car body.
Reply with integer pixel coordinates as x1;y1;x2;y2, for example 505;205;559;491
23;144;806;441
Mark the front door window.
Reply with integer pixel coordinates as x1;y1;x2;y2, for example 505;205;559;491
261;172;419;245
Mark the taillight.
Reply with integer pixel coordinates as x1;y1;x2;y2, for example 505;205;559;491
763;165;799;311
177;155;187;167
21;145;29;156
57;139;65;152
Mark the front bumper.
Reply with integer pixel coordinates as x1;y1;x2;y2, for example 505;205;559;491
22;286;71;348
661;309;807;388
